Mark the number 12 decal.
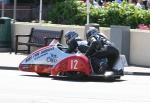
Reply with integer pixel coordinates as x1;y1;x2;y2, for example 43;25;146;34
71;59;78;70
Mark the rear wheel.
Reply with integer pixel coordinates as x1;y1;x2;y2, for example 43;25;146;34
37;73;50;77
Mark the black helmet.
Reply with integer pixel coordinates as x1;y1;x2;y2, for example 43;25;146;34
86;27;99;40
64;31;78;44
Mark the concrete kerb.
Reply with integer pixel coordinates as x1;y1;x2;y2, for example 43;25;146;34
124;66;150;76
0;66;18;70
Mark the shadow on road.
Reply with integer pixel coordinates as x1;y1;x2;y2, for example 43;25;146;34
20;74;126;83
52;76;127;82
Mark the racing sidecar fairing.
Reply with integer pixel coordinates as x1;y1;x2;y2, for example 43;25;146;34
19;39;92;77
19;39;126;79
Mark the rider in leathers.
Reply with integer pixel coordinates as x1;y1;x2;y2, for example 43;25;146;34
85;27;119;74
64;31;88;53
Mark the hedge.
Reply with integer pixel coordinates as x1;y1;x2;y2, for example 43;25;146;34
48;0;150;29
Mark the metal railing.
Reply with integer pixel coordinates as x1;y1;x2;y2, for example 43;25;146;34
0;3;49;23
0;0;44;23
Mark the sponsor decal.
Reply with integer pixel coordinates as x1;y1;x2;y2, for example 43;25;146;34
25;47;55;62
46;54;58;63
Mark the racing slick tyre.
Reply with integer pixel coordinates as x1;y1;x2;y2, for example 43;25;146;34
114;76;121;79
66;71;87;79
37;73;50;77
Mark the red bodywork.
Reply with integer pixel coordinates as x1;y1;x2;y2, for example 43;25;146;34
51;54;92;76
19;53;92;76
19;64;52;74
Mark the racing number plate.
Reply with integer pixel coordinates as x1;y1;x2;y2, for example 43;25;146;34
68;59;79;70
71;59;78;70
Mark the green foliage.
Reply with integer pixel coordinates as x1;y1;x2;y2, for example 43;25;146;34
48;0;86;25
48;0;150;28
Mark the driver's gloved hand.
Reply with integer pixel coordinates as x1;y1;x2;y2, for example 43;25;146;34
57;43;63;47
57;43;63;50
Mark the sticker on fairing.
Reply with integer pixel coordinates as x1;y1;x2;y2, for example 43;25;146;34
21;46;70;66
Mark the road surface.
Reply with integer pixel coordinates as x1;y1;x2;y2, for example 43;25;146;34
0;69;150;103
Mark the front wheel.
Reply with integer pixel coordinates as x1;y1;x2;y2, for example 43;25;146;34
66;71;87;79
114;76;121;79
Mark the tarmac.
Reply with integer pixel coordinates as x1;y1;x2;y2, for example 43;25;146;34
0;52;150;76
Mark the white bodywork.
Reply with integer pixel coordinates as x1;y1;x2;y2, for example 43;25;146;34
21;40;71;66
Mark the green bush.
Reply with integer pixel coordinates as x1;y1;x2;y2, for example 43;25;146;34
48;0;86;25
48;0;150;29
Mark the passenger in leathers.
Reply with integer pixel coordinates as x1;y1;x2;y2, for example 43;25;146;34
64;31;88;53
85;27;119;74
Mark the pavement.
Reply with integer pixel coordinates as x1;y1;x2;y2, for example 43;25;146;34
0;52;150;76
0;52;27;69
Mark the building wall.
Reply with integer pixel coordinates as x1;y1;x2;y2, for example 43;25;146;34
0;0;10;4
130;29;150;67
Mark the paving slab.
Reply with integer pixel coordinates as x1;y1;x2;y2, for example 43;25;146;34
0;52;27;69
